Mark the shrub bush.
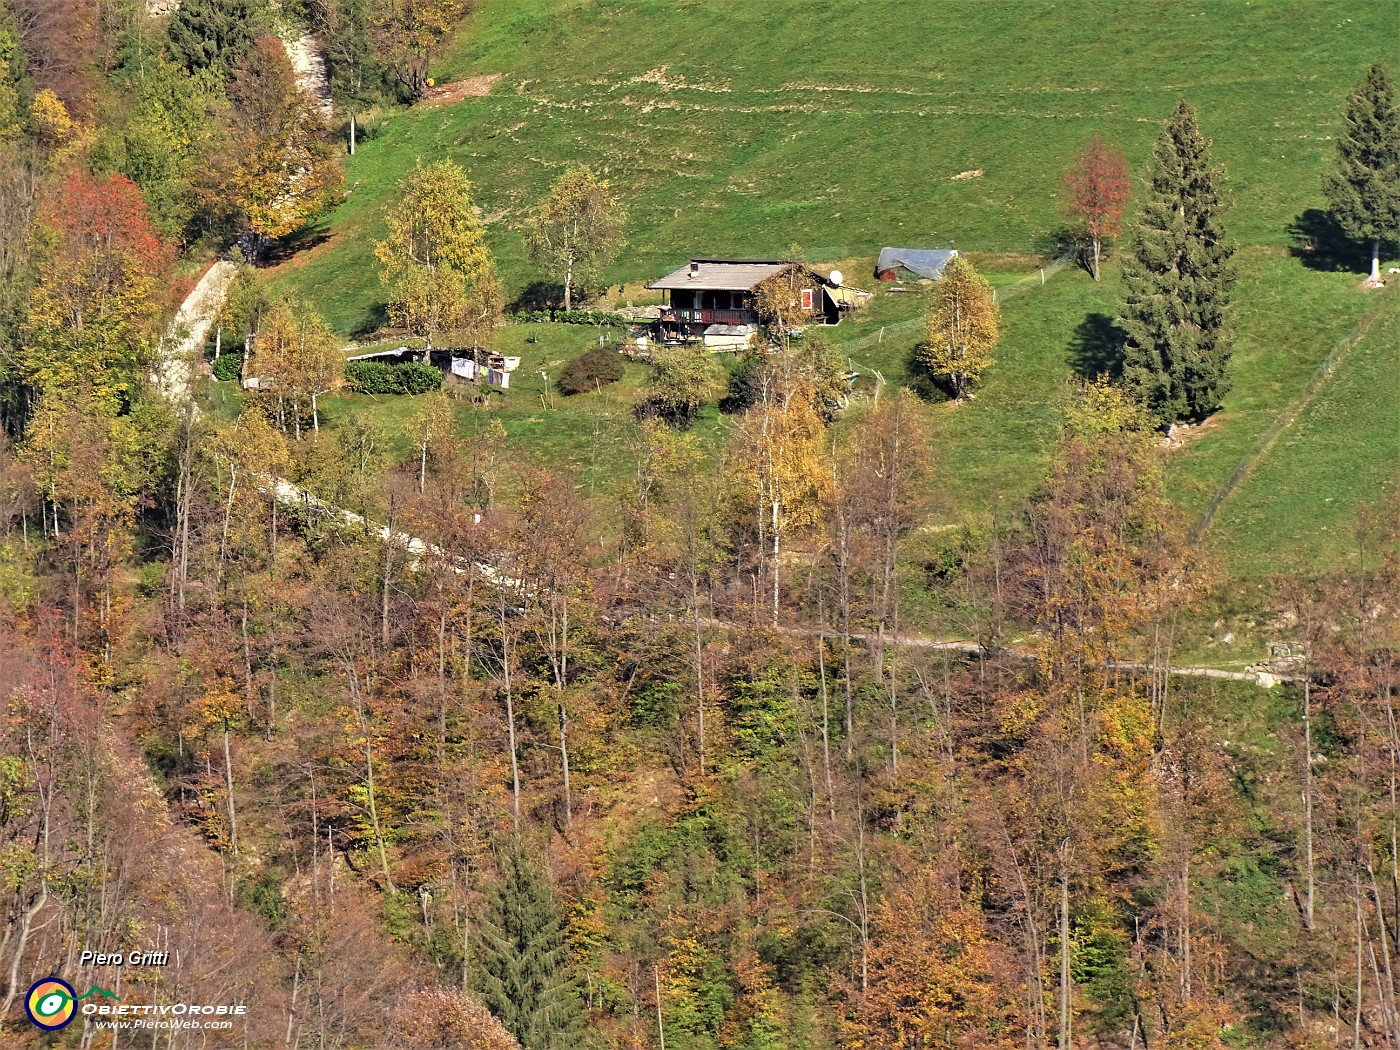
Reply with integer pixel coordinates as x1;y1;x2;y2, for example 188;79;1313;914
511;308;627;327
558;346;625;395
212;354;242;382
344;360;443;395
719;351;765;413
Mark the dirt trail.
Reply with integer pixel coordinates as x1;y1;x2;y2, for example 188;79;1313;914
283;33;333;116
157;266;1284;687
154;261;237;401
155;267;506;581
695;616;1295;689
416;74;504;109
153;31;326;401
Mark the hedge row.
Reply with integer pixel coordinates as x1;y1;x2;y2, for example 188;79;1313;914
344;360;443;395
511;308;628;326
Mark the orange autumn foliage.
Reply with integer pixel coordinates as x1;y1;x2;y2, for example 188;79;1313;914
842;876;1022;1049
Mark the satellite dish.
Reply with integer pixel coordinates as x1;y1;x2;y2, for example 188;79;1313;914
829;269;844;287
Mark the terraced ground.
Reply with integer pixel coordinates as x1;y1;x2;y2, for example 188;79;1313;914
264;0;1398;580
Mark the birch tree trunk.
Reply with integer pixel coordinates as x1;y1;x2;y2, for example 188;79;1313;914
223;723;238;859
1058;838;1072;1050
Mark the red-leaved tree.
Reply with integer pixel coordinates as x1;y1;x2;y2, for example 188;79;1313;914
40;169;174;276
1062;136;1131;281
22;170;175;402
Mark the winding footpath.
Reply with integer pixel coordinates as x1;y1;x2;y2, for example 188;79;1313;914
155;266;488;573
158;271;1289;688
155;267;1287;686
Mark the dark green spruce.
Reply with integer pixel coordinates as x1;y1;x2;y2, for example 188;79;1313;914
475;842;583;1050
166;0;263;77
1119;100;1236;424
1323;62;1400;283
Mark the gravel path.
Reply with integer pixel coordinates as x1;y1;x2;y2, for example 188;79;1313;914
153;261;237;402
283;33;333;116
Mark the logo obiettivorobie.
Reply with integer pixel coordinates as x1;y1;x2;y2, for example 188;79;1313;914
24;978;119;1031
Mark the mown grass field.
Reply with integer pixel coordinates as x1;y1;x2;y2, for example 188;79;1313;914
271;0;1390;328
1210;289;1400;578
262;0;1398;582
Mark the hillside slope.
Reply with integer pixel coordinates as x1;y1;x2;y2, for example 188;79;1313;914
271;0;1390;330
260;0;1396;584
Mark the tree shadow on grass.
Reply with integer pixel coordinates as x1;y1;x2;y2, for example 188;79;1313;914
509;281;564;314
349;304;390;340
904;347;955;403
1038;226;1087;273
259;228;332;266
1287;208;1364;273
1069;312;1125;381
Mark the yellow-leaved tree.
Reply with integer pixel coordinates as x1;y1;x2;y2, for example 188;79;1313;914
841;873;1023;1049
726;361;829;624
19;384;152;658
369;0;472;100
247;299;342;438
375;159;502;349
404;389;458;496
207;408;291;571
223;37;341;255
525;166;626;310
918;256;1000;400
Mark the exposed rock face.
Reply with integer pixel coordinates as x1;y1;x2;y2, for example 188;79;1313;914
283;34;333;116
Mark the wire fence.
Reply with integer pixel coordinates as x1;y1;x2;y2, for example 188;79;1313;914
840;250;1075;358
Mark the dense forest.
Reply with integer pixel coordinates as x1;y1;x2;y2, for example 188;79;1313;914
0;1;1398;1049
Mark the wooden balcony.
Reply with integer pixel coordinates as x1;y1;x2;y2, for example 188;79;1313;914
660;306;759;326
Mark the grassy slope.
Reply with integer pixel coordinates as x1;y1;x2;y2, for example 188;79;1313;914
265;0;1396;578
1210;288;1400;578
272;0;1388;329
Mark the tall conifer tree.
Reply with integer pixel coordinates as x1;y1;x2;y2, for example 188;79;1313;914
476;842;582;1050
166;0;263;76
1322;62;1400;284
1119;101;1235;424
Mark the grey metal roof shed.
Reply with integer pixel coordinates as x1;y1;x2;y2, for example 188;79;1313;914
875;247;959;281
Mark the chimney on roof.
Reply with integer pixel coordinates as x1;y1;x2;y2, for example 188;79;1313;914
688;261;699;278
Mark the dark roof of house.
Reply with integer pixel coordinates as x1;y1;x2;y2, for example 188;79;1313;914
649;258;805;292
875;247;959;279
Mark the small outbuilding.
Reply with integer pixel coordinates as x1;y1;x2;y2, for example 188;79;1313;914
875;247;959;282
701;322;760;352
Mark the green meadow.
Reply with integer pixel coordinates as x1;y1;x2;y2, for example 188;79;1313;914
264;0;1399;580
